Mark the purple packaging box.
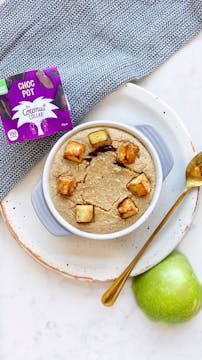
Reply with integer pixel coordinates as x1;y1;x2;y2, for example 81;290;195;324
0;66;73;143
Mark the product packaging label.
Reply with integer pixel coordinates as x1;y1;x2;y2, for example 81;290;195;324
0;66;73;143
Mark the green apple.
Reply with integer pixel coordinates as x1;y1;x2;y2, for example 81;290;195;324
132;251;202;323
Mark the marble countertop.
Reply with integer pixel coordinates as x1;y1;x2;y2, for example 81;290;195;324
1;30;202;360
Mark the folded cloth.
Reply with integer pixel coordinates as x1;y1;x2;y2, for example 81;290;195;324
0;0;201;201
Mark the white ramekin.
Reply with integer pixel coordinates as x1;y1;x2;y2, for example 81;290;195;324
42;121;163;240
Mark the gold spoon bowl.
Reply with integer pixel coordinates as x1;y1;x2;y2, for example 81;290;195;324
102;152;202;307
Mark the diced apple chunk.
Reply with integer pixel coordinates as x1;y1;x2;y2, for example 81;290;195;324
127;173;151;197
117;142;139;164
88;129;111;149
64;141;85;163
57;177;76;196
76;205;94;223
118;197;138;219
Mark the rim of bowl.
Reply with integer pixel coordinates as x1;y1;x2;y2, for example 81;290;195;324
42;121;163;240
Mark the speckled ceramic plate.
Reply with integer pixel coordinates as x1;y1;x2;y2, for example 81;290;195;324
0;83;199;282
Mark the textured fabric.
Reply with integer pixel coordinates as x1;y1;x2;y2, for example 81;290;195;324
0;0;202;200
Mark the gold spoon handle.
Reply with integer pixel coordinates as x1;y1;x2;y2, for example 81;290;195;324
101;187;190;307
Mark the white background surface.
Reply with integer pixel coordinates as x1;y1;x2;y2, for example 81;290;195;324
1;26;202;360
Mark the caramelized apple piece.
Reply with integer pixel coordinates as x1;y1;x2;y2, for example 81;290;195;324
64;141;85;163
118;197;138;219
58;177;76;196
88;130;111;149
117;142;139;165
127;173;151;197
76;205;94;223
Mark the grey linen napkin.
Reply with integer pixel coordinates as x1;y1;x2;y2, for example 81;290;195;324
0;0;201;201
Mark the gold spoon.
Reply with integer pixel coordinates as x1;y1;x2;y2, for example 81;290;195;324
102;152;202;307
